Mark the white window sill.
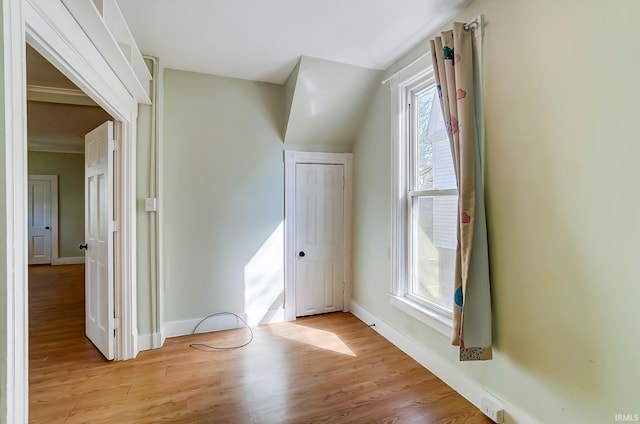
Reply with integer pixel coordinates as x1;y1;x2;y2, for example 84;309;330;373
389;294;452;338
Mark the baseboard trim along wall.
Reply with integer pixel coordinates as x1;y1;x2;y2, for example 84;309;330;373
349;301;536;424
245;307;284;326
138;332;163;351
160;308;285;342
51;256;84;265
163;313;250;339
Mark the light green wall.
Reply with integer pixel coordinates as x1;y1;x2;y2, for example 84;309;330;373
28;151;84;258
162;69;285;322
136;57;160;338
0;4;8;418
352;0;640;422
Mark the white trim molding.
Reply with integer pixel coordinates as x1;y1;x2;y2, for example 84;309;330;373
60;0;151;104
25;0;140;362
3;1;146;420
389;53;432;297
283;151;353;322
350;301;536;424
245;308;285;326
388;53;457;335
137;332;163;351
2;0;29;422
27;84;98;106
164;313;250;339
156;308;284;349
389;294;451;338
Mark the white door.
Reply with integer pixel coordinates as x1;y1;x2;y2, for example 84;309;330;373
27;177;52;265
295;163;345;317
84;121;115;360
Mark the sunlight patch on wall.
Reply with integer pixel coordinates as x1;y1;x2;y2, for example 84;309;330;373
244;222;284;325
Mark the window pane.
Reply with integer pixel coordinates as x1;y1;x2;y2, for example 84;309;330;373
411;195;457;313
416;88;456;191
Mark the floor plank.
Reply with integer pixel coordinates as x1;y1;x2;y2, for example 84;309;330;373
29;264;491;423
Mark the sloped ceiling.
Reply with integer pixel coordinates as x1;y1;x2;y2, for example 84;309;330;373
283;56;382;148
118;0;472;84
28;0;474;152
117;1;472;149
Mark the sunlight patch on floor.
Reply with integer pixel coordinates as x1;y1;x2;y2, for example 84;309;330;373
269;322;356;357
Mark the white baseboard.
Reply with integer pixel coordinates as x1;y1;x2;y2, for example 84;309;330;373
163;308;284;339
164;313;250;338
51;256;84;265
246;308;284;326
138;332;163;351
349;301;536;424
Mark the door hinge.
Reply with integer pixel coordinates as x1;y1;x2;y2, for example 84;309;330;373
113;317;120;338
111;220;120;232
109;138;120;152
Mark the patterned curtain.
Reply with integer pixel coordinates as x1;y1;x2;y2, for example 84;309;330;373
430;23;493;361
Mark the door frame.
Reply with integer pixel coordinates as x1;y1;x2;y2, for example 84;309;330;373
27;174;58;265
283;151;353;321
3;1;140;421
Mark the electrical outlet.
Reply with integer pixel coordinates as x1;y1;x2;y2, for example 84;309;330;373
480;397;504;423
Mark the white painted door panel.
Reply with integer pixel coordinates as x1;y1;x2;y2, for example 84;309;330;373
28;178;52;265
295;164;344;317
85;121;115;360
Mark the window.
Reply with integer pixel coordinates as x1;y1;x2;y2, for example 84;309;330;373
390;58;458;335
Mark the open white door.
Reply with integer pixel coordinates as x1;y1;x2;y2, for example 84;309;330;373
27;177;53;265
295;163;345;317
84;121;115;360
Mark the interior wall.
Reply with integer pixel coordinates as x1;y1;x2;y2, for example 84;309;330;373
162;68;285;326
0;8;8;417
27;151;84;258
136;57;160;340
351;0;640;422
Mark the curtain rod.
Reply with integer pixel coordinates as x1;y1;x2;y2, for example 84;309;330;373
463;16;481;31
381;15;483;85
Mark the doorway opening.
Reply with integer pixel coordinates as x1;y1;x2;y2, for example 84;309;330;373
26;43;118;362
5;3;145;420
24;32;136;361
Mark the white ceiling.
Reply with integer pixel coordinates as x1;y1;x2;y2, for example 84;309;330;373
25;0;470;153
118;0;471;84
27;101;112;153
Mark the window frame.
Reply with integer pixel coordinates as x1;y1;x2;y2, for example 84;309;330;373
389;55;455;337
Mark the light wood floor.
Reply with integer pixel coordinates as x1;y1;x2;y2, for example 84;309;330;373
29;264;490;424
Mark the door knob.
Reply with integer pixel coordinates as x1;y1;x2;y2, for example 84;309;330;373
79;243;88;250
45;226;50;230
298;251;305;257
